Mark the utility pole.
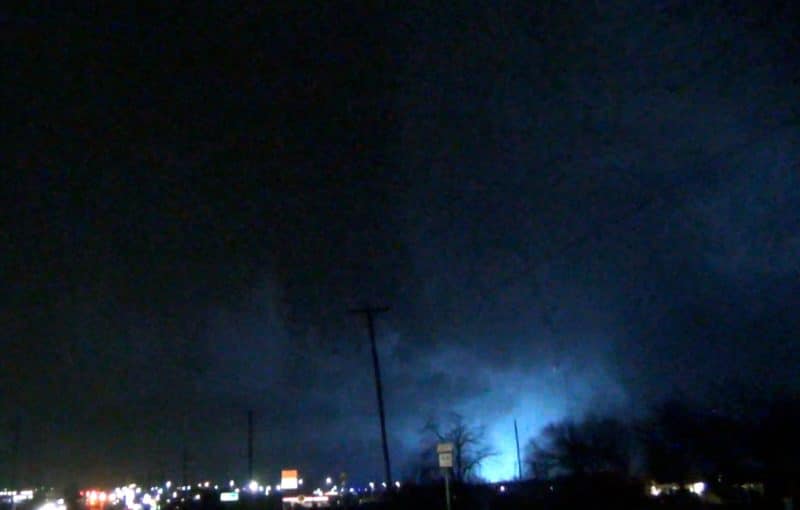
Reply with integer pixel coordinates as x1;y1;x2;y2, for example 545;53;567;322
182;448;189;486
157;459;166;488
350;305;392;488
514;419;522;480
247;410;254;481
11;416;21;488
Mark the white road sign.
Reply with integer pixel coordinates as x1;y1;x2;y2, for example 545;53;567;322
438;452;453;468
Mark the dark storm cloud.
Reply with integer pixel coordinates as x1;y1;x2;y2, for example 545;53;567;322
2;0;799;487
374;0;798;476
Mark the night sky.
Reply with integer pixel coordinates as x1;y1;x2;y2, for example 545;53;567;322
2;1;800;488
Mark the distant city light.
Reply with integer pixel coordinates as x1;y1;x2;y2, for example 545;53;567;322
37;502;66;510
499;485;506;493
325;477;332;485
220;492;239;503
282;496;329;506
248;481;258;492
690;482;706;496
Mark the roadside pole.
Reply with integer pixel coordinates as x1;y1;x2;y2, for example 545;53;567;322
438;442;454;510
444;470;451;510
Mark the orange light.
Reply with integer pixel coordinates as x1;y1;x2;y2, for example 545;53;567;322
85;490;107;507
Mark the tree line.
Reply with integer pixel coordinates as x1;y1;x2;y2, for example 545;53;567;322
413;395;800;494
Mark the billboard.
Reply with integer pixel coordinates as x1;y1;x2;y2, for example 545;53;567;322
281;469;299;490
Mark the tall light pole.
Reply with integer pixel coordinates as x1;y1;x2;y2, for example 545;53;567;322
350;306;392;488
